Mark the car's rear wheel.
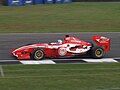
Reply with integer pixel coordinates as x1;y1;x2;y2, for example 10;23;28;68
31;49;44;60
91;46;104;59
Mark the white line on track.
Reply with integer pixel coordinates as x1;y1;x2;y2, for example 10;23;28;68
0;58;119;61
0;57;119;64
0;65;4;77
0;60;18;62
83;58;118;63
20;60;56;64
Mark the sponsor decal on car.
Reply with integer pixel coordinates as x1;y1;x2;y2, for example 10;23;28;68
58;48;67;56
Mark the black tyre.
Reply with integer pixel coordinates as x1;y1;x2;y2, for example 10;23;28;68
91;46;104;59
31;49;44;60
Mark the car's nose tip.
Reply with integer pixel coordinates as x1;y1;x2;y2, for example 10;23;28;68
11;48;18;55
12;49;19;58
11;48;15;53
12;50;16;55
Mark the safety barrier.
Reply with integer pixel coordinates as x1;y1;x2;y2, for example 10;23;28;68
1;0;71;6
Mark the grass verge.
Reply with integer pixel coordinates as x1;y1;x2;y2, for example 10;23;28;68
0;63;120;90
0;2;120;33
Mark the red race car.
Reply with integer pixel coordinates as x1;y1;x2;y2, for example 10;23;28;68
12;35;110;60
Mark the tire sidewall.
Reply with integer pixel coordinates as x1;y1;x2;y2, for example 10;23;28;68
91;46;104;59
31;48;44;60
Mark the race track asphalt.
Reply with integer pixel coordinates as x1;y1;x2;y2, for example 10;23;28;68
0;32;119;60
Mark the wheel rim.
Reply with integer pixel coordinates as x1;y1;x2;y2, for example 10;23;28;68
34;50;44;60
95;49;103;57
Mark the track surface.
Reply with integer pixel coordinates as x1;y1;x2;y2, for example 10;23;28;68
0;33;119;60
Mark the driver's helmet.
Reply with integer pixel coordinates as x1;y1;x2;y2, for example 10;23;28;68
65;35;69;38
58;40;62;44
64;35;70;40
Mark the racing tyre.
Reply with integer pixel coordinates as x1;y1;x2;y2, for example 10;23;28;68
91;46;104;59
31;49;44;60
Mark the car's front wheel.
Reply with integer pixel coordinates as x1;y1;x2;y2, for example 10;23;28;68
91;46;104;59
31;49;44;60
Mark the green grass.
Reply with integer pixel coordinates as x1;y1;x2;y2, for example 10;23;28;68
0;2;120;33
0;63;120;90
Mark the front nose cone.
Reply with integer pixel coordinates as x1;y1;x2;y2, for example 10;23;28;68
12;49;17;57
12;48;22;58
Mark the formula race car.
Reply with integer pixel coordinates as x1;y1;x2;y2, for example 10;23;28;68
12;35;110;60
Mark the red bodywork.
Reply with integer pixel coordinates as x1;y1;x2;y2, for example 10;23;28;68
92;35;110;52
12;35;110;60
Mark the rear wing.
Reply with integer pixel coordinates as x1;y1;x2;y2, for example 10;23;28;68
92;35;110;52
